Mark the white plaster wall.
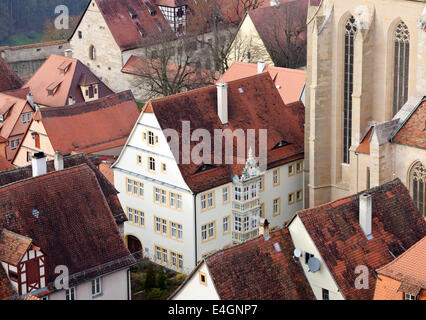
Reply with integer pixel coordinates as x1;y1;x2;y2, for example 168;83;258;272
47;269;130;300
172;263;220;300
289;216;345;300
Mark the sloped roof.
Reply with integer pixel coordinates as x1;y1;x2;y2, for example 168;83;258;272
376;236;426;290
144;72;304;193
392;98;426;149
93;0;174;51
247;0;308;67
0;229;32;266
0;88;32;140
0;157;14;172
155;0;187;6
220;61;305;104
23;54;113;107
0;57;22;93
0;153;127;225
204;228;314;300
31;91;140;155
0;164;135;294
297;179;426;300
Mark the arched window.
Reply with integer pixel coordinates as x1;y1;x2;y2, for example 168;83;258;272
410;162;425;219
89;45;96;60
392;21;410;116
343;16;357;164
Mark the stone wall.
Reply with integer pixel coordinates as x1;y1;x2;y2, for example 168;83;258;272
0;40;70;79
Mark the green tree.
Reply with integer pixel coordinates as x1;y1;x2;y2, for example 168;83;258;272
157;268;167;290
144;264;156;292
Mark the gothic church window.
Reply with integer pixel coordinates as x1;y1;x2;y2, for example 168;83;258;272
343;16;357;164
410;162;425;219
392;21;410;116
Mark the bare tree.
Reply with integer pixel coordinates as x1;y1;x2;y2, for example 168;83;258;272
230;0;265;23
130;33;218;101
259;1;308;68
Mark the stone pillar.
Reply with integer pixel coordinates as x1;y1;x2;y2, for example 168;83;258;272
306;6;334;207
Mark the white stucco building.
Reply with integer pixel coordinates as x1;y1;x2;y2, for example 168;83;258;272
112;72;305;273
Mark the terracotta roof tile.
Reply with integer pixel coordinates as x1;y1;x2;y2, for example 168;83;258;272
23;55;113;107
34;91;140;155
0;153;127;225
298;179;426;300
376;236;426;289
94;0;173;51
220;62;305;104
0;229;32;266
392;98;426;149
0;164;135;296
0;57;23;93
0;157;14;172
356;127;373;154
205;228;315;300
148;72;304;193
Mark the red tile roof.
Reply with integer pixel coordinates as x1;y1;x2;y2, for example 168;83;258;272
23;54;113;107
0;88;33;140
0;40;68;52
93;0;173;51
356;127;373;154
0;153;127;225
392;98;426;149
247;0;308;67
0;229;32;266
220;61;306;104
0;57;23;93
0;164;135;297
297;179;426;300
203;228;314;300
155;0;187;6
0;157;14;172
146;72;304;193
28;91;140;156
376;236;426;291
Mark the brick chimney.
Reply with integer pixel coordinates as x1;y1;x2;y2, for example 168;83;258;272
359;193;373;239
54;151;64;171
216;83;228;125
32;152;47;177
64;49;73;58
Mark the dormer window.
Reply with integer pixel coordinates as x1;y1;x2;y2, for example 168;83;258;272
58;61;72;74
46;81;62;96
128;7;138;19
0;115;4;122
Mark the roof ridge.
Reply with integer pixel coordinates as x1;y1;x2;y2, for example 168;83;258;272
0;163;91;191
39;91;133;115
150;72;272;106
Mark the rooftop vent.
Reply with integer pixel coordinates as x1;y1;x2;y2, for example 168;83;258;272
32;152;47;177
194;163;215;174
272;140;290;149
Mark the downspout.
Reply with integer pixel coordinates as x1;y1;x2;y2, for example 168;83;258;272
194;193;198;268
127;269;130;300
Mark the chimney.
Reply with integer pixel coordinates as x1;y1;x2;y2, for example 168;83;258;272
257;60;265;74
64;49;73;58
270;0;280;7
32;152;47;177
359;193;373;239
216;83;228;125
54;151;64;171
259;218;270;240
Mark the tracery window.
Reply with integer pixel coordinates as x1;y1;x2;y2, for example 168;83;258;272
392;21;410;116
343;16;357;164
410;162;425;219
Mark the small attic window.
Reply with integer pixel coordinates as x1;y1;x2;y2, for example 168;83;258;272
32;209;40;219
195;163;216;174
0;115;4;122
145;2;157;16
273;140;291;150
58;61;72;74
128;7;138;19
46;81;62;96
